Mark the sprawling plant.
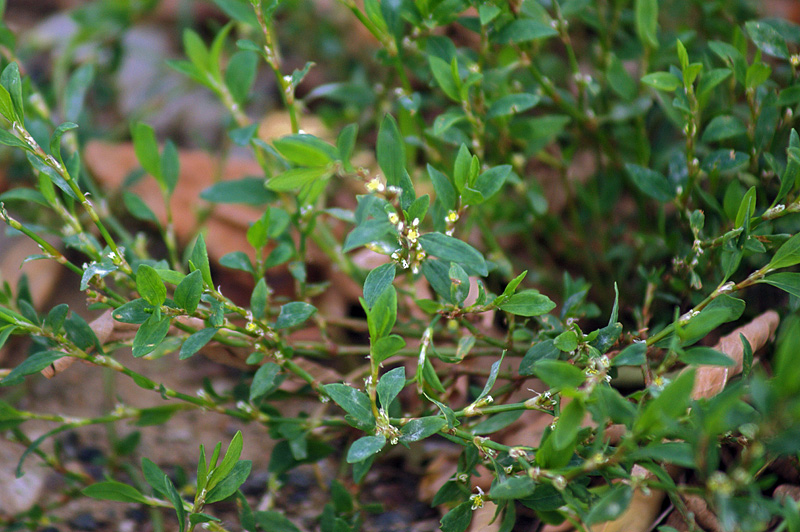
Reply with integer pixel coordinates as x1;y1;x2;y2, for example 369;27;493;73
2;0;800;530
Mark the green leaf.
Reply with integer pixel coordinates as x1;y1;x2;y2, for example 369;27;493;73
428;164;457;211
1;351;64;386
399;416;446;443
419;232;488;276
635;0;659;48
112;299;153;324
735;186;756;229
142;458;169;497
160;140;179;194
64;64;94;123
377;366;405;411
164;475;186;532
123;191;159;224
476;352;504;401
680;347;735;366
49;122;78;165
273;134;336;167
635;370;695;436
82;481;149;504
373;334;405;364
760;272;800;298
253;511;301;532
132;315;171;358
607;54;637;101
487;94;540;119
585;484;633;525
552;398;584;450
175;270;203;314
625;163;675;201
364;263;396;308
0;325;18;352
498;290;556;317
493;19;558;44
191;234;213;287
490;475;536;500
746;20;789;59
628;441;695;468
266;167;329;192
532;359;585;390
472;410;523;435
132;122;162;179
440;501;473;532
210;0;259;26
136;264;167;307
612;342;647;366
251;278;269;321
519;339;559;375
346;435;386;463
474;165;512;201
367;286;397;340
220;251;254;275
208;431;243;489
250;363;281;402
702;115;747;143
377;114;406;186
275;302;316;329
200;178;274;205
80;260;119;291
180;327;218;360
1;62;23;122
337;123;358;166
641;72;680;91
554;330;579;352
746;62;772;89
679;295;745;346
428;55;460;102
322;383;375;429
226;50;258;104
769;232;800;270
206;459;252;503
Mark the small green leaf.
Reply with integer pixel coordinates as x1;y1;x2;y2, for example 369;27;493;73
769;232;800;270
377;114;406;186
498;290;556;317
367;287;397;340
519;339;559;375
250;363;281;402
1;62;24;122
487;94;540;119
553;330;578;352
702;115;747;143
191;234;213;287
364;263;396;308
132;122;162;179
207;461;251;502
251;278;268;321
493;19;558;44
337;123;358;166
136;264;167;307
273;134;336;167
641;72;681;91
82;481;149;504
253;511;301;532
322;383;375;430
180;327;218;360
552;398;584;450
132;315;171;358
174;270;203;314
266;167;329;192
377;366;405;411
220;251;255;275
419;232;488;276
63;64;94;122
635;0;659;49
208;431;244;490
164;475;186;532
680;347;735;366
490;475;536;500
373;334;406;364
585;485;634;525
49;122;78;164
275;302;316;329
226;50;258;104
612;342;647;366
625;163;675;201
746;20;789;59
346;435;386;463
428;55;460;102
533;359;585;390
123;191;159;224
112;299;153;324
399;416;446;443
440;501;473;532
1;351;64;386
607;54;637;101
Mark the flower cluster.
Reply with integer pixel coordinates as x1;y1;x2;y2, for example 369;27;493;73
388;212;426;274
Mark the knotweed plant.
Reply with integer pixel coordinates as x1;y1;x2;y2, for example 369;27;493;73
1;0;800;531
